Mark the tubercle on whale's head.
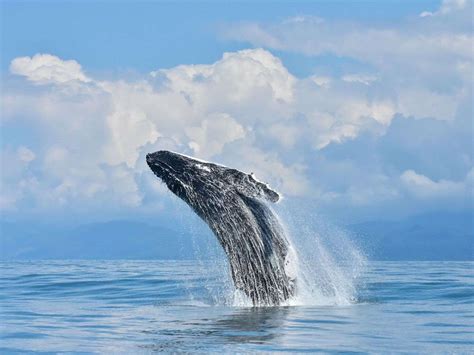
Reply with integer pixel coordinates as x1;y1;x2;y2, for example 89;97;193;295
146;151;213;179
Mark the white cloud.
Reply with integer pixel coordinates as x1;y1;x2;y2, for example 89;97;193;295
185;113;245;158
152;48;296;103
223;2;472;122
420;0;466;17
3;2;472;220
153;48;296;124
10;54;91;84
342;74;377;86
310;75;332;87
224;13;473;82
104;108;160;167
3;49;315;213
220;144;310;197
400;169;470;199
4;47;402;213
294;77;396;149
17;146;35;163
347;179;400;206
267;122;301;148
397;87;460;120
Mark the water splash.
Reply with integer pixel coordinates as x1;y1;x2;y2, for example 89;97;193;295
178;200;367;307
277;204;367;306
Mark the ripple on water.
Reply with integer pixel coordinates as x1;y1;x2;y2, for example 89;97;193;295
0;260;472;353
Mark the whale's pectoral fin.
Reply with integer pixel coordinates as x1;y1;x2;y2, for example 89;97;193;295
227;170;280;203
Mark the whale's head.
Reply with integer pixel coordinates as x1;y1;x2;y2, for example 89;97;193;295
146;150;280;205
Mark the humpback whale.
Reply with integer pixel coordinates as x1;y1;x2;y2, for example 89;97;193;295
146;150;295;306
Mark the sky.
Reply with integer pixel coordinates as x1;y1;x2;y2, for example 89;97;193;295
1;0;473;227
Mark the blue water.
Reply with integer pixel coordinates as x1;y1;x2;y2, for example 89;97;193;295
0;260;472;353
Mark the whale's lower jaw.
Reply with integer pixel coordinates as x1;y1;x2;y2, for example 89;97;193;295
146;150;295;306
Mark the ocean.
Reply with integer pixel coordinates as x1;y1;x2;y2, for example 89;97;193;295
0;260;472;353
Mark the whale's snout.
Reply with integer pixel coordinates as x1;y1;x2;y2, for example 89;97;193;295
146;151;169;179
146;151;168;166
146;151;184;183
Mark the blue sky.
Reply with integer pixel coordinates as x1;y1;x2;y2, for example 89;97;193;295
2;1;441;74
1;0;472;226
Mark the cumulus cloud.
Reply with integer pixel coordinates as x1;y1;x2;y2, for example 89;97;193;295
224;7;472;81
3;47;407;216
10;54;91;84
185;113;245;158
153;49;295;104
2;49;310;214
2;2;472;220
104;108;160;167
223;1;472;121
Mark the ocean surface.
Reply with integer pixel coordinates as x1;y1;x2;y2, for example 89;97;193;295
0;260;472;353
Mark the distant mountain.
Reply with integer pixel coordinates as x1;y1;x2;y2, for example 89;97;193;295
348;212;473;260
0;220;218;260
1;212;472;260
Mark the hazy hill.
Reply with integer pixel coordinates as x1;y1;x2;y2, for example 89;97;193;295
1;212;472;260
349;212;473;260
0;220;213;260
